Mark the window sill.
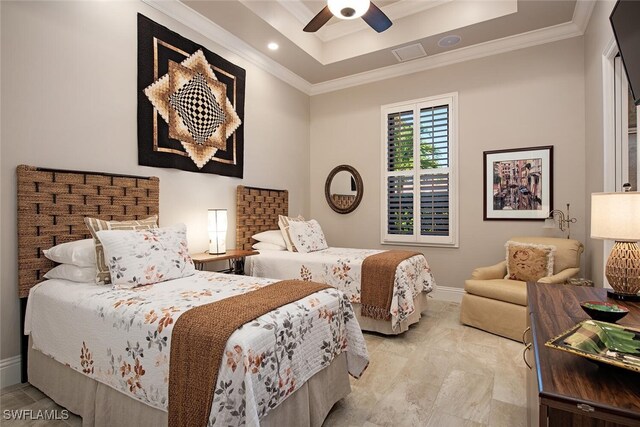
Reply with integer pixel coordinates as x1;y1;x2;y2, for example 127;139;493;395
380;241;459;249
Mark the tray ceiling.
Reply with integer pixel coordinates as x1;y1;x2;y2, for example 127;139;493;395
182;0;580;84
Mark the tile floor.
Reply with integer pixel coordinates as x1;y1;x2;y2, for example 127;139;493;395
0;299;526;427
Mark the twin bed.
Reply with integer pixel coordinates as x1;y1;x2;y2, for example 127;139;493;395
236;185;436;335
18;166;367;427
18;167;436;426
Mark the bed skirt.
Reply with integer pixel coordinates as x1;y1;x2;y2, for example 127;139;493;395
353;292;429;335
28;342;350;427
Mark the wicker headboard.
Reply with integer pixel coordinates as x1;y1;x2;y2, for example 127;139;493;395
17;165;159;298
236;185;288;250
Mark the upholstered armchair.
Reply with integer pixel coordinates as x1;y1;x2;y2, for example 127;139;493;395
460;237;584;341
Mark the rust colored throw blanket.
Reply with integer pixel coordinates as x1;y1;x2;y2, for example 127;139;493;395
361;250;422;320
169;280;330;427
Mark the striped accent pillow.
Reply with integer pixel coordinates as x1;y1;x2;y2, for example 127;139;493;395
277;215;305;252
84;215;158;284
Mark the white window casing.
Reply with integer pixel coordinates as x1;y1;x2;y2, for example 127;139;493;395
380;92;459;247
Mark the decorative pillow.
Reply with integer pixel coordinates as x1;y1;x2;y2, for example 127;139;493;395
252;242;286;251
96;224;195;288
85;215;158;285
505;241;556;282
44;264;97;283
288;220;328;253
251;230;287;248
43;239;96;267
278;215;305;252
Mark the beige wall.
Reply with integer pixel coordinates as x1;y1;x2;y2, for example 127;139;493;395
0;1;310;361
583;0;616;285
309;38;586;290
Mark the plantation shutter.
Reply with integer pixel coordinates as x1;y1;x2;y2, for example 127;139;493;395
387;110;414;171
387;175;414;235
419;105;450;237
382;94;457;246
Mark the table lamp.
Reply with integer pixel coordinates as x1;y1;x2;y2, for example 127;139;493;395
208;209;227;254
591;192;640;301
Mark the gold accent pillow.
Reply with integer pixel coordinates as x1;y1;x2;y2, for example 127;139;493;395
84;215;158;284
277;215;305;252
505;241;555;282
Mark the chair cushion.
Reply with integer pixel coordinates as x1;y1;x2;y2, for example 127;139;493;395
464;279;527;306
510;237;583;274
505;241;555;282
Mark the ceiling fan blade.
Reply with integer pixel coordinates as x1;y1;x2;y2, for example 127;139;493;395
362;2;392;33
304;6;333;32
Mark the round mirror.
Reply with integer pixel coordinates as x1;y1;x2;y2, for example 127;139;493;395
325;165;363;214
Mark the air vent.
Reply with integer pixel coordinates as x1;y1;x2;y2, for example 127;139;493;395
392;43;427;63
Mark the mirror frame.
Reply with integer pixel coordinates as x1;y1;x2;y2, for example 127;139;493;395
324;164;364;214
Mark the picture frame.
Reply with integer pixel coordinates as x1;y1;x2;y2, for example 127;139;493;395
483;146;553;220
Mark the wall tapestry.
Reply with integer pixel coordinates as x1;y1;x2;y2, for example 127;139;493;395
137;14;245;177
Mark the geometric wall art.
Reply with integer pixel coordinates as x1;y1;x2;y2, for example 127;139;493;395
137;14;246;177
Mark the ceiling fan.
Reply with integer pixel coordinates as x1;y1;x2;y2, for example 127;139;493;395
303;0;392;33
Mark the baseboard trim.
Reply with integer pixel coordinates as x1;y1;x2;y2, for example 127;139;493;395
0;355;22;388
431;286;465;303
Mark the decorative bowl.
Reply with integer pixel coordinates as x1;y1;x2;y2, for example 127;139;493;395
580;301;629;323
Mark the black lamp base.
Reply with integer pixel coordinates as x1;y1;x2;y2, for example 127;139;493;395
607;290;640;301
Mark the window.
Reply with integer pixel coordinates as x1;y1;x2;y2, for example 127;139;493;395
381;93;458;247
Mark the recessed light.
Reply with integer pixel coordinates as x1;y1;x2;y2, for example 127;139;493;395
267;42;279;51
438;35;461;48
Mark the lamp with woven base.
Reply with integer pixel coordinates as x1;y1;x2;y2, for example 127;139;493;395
591;192;640;301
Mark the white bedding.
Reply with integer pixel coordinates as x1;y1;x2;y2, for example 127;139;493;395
25;273;368;426
246;247;436;330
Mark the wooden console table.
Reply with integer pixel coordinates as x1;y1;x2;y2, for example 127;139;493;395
525;282;640;427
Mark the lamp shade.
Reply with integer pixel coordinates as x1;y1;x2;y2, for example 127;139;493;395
208;209;227;254
591;192;640;241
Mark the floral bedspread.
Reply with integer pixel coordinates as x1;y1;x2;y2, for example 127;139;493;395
247;247;437;329
25;273;369;426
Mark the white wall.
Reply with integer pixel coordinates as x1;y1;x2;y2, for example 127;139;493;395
0;1;310;364
309;37;586;290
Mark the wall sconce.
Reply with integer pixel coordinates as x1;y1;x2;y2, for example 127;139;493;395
208;209;227;254
543;203;577;239
591;191;640;301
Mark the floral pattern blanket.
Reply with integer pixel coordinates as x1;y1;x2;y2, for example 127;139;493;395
246;247;436;330
25;273;369;426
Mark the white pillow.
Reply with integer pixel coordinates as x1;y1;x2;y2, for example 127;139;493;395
43;239;96;267
287;220;328;253
278;215;305;252
251;230;286;248
252;242;286;251
44;264;96;283
96;224;196;288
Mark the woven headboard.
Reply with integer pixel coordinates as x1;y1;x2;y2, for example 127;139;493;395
17;165;159;297
236;185;288;250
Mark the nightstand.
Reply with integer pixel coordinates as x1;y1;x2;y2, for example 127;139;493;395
191;249;259;275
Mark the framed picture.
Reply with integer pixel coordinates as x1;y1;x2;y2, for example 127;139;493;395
483;146;553;220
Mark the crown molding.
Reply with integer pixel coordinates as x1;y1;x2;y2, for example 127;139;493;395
572;0;596;33
141;0;312;94
276;0;314;25
309;19;585;95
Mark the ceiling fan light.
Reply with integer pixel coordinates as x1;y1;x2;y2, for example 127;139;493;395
327;0;371;20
